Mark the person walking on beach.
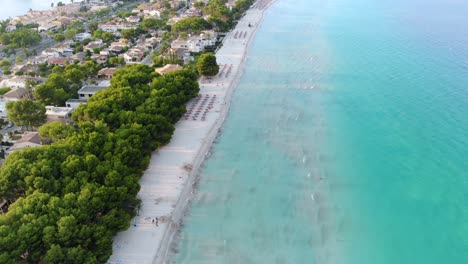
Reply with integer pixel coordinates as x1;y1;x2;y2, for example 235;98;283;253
155;217;159;227
152;218;155;226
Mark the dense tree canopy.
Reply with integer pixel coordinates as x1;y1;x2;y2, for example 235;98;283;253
38;121;76;144
0;64;200;263
203;0;232;21
197;53;219;77
93;29;115;43
6;100;46;130
141;18;165;31
34;62;100;106
172;17;211;33
0;27;41;48
120;27;145;41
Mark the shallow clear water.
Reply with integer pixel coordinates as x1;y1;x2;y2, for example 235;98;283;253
173;0;468;263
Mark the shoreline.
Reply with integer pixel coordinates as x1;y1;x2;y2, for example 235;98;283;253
108;1;275;263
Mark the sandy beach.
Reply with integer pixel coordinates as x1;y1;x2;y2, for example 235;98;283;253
108;1;274;263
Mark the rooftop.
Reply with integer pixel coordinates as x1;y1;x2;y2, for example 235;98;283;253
155;64;183;75
2;88;27;99
45;106;74;116
78;85;107;94
16;132;41;145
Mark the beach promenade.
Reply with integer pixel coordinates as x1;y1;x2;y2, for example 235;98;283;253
108;1;273;263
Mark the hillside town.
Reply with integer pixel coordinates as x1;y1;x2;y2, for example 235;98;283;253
0;0;238;159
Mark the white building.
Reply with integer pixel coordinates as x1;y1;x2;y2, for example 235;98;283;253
65;98;87;109
98;22;137;33
78;85;108;100
123;47;146;63
45;106;74;124
171;30;217;53
6;25;16;32
74;32;92;42
0;77;40;89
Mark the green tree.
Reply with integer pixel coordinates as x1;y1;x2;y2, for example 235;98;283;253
6;100;47;130
194;1;205;9
0;60;11;67
88;22;99;34
172;17;211;33
54;33;65;42
0;65;200;263
0;28;41;48
38;121;75;144
141;18;164;31
0;87;11;95
34;64;90;105
120;28;144;40
196;53;219;77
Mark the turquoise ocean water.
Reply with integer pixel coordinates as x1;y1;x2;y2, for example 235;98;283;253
173;0;468;263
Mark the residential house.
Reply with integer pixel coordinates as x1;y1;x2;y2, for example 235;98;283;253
143;10;161;19
108;45;124;54
56;16;74;27
84;39;104;52
123;47;146;63
51;41;74;56
155;64;183;75
108;39;129;54
225;0;236;11
99;48;110;56
74;32;92;42
38;21;60;32
65;98;87;109
98;21;137;33
0;77;40;89
29;55;49;65
98;67;118;79
171;31;217;53
142;36;161;49
171;39;189;50
78;85;107;100
2;88;28;101
6;132;42;155
6;25;16;32
47;57;73;67
55;3;81;15
41;49;61;59
168;48;191;64
91;54;108;64
70;52;86;62
45;106;74;124
90;5;108;12
14;64;39;76
126;16;141;23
